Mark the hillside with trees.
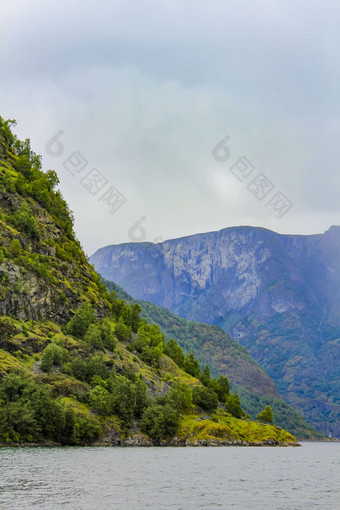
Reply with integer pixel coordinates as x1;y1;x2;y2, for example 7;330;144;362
0;116;300;446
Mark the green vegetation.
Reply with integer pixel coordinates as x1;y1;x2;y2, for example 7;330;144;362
257;405;274;424
178;410;297;445
0;373;100;444
192;386;219;412
225;393;245;419
140;404;180;442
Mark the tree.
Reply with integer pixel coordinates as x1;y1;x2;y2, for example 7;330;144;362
257;405;274;424
168;381;192;412
110;376;136;428
200;365;211;386
84;324;104;351
0;372;101;445
140;343;164;368
134;377;150;418
114;317;132;341
86;355;109;382
67;303;95;339
130;304;142;333
69;357;88;381
88;386;112;416
215;376;230;402
225;393;244;419
98;318;116;350
183;353;201;378
140;404;180;442
192;386;218;411
164;339;185;368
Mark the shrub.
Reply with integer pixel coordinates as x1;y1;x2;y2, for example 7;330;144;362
14;204;40;240
40;343;68;372
9;239;22;257
0;317;17;339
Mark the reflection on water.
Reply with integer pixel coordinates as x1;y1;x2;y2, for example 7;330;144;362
0;443;339;509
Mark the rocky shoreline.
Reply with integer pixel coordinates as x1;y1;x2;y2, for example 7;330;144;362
0;437;301;448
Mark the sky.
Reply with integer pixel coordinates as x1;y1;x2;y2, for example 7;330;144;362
1;0;340;255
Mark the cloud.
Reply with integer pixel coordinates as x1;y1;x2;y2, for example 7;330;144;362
1;0;340;253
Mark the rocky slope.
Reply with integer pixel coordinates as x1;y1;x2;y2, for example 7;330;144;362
91;226;340;437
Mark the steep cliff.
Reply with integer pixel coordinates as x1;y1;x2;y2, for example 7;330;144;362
91;227;340;437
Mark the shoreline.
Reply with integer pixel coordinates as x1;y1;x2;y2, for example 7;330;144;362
0;440;301;448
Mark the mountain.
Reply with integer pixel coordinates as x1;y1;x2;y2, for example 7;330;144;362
90;226;340;437
0;116;299;447
104;279;322;440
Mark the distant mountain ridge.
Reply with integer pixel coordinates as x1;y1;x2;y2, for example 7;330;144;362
90;225;340;437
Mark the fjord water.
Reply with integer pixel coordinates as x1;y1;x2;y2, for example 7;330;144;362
0;443;339;509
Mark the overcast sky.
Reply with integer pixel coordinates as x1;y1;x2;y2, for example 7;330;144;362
1;0;340;255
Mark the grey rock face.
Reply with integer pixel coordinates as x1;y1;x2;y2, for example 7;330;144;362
91;226;340;437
